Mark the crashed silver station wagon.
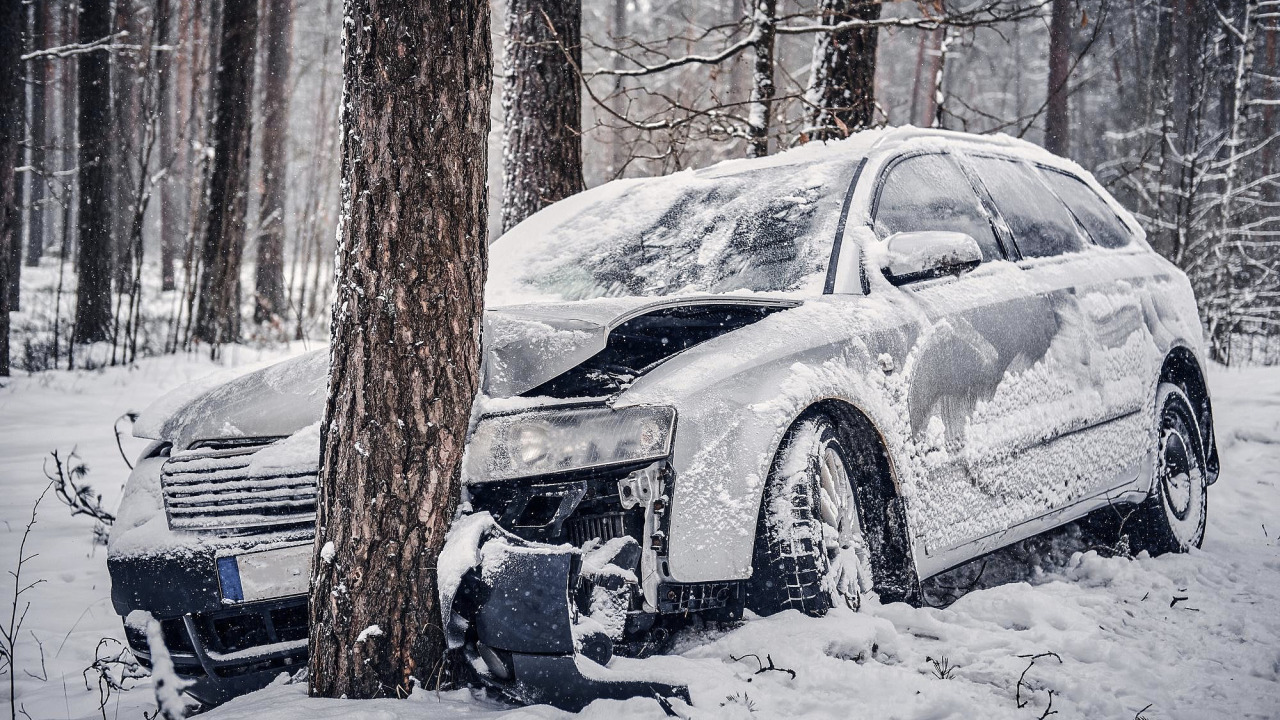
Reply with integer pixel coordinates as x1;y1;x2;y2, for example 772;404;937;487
108;127;1219;707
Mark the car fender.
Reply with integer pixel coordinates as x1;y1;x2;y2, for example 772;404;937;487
619;296;924;583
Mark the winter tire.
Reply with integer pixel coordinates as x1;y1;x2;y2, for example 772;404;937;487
1129;383;1208;554
746;413;874;617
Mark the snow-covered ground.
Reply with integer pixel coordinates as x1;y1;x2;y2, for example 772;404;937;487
1;351;1277;719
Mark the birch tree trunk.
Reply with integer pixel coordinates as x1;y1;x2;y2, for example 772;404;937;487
308;0;491;699
500;0;583;234
193;0;259;347
254;0;292;324
1045;0;1073;155
0;0;20;375
803;0;881;141
73;0;115;345
746;0;776;157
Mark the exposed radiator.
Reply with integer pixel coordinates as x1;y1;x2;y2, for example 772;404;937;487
565;510;629;546
161;438;317;533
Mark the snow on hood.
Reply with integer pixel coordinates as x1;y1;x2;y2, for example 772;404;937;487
134;349;330;449
135;295;799;448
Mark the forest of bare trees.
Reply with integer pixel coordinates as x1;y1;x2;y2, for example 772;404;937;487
0;0;1277;378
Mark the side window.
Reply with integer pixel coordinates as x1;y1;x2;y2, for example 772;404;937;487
970;156;1087;259
874;153;1003;262
1038;169;1133;249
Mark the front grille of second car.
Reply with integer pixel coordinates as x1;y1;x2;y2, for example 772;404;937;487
160;438;317;533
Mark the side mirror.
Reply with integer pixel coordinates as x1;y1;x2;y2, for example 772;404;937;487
881;231;983;286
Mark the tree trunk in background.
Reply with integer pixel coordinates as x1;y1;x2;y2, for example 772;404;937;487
110;0;139;289
157;0;177;292
609;0;628;176
746;0;776;157
803;0;881;141
254;0;292;325
193;0;258;347
1045;0;1072;156
73;0;115;345
0;0;21;375
61;0;78;267
309;0;491;699
25;0;53;269
500;0;583;234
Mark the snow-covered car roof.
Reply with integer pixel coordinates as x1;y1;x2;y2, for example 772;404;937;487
486;126;1119;308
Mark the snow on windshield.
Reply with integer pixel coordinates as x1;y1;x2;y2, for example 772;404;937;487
488;154;862;305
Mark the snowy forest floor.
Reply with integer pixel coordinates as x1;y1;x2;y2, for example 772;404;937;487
1;350;1277;719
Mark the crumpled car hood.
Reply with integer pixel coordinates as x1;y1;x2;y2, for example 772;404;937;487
136;294;800;448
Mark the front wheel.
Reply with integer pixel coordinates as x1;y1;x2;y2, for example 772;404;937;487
746;413;873;617
1129;383;1208;554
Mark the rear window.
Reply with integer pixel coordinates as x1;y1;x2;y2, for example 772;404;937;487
874;153;1003;262
1038;169;1133;249
969;156;1088;259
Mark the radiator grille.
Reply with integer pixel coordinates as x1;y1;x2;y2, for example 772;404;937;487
161;438;317;533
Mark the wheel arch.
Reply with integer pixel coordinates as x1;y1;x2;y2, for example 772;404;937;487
1159;346;1219;483
796;398;922;604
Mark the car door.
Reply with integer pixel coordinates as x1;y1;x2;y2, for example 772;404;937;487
1034;165;1158;486
870;151;1068;562
960;154;1151;517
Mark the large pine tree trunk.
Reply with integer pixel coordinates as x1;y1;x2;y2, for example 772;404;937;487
308;0;491;699
72;0;115;345
25;0;53;269
1045;0;1072;155
500;0;583;234
254;0;292;324
746;0;776;157
193;0;258;347
0;0;21;375
803;0;881;141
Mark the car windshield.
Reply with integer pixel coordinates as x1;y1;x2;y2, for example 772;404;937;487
488;157;861;305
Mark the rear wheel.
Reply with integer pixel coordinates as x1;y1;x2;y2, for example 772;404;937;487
746;414;873;617
1129;383;1208;554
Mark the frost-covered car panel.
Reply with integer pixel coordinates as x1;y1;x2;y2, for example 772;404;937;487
108;127;1218;708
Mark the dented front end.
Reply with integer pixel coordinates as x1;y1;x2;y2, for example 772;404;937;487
449;456;731;707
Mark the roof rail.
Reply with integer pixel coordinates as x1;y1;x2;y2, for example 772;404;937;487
868;126;1030;152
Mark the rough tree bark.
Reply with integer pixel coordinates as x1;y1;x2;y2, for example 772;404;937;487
193;0;259;347
72;0;115;345
500;0;583;234
1045;0;1072;156
803;0;882;141
254;0;292;324
308;0;491;699
746;0;777;157
0;0;20;375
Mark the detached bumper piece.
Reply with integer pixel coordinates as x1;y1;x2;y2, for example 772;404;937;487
122;597;309;705
460;541;689;712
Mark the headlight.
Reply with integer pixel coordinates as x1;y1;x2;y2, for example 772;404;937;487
465;405;676;482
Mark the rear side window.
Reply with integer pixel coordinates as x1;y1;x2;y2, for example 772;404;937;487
874;153;1003;262
969;156;1087;259
1038;169;1133;249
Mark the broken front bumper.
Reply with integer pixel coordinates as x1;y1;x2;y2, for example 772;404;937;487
448;522;689;711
